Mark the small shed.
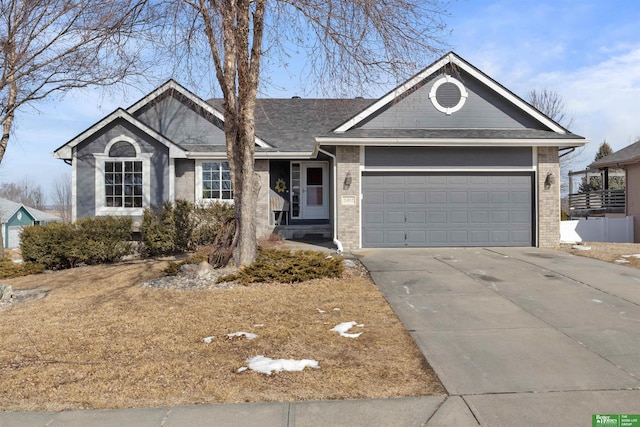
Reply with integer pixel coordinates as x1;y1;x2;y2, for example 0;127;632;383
0;198;61;249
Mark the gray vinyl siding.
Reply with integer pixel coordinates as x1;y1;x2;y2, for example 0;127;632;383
135;96;226;147
361;70;546;130
365;147;533;168
175;159;195;202
74;119;169;218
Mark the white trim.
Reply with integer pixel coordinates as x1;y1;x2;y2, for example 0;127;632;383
194;160;234;205
429;75;468;115
126;80;272;149
316;136;589;148
54;109;187;159
358;148;364;249
169;158;175;203
72;149;77;222
362;166;536;173
93;137;152;216
333;52;569;135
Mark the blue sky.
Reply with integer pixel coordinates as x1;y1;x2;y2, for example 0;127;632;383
2;0;640;201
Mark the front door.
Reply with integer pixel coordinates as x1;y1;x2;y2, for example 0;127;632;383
301;162;329;219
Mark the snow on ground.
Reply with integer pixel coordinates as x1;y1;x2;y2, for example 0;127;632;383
238;355;320;375
227;331;258;340
331;321;364;338
202;336;215;344
622;254;640;258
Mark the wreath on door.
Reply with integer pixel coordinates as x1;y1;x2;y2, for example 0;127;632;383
275;178;287;193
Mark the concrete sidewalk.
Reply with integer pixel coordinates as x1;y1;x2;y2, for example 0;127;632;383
3;246;640;426
360;247;640;426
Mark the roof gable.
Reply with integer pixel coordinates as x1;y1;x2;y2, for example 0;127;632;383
53;109;187;160
128;80;271;149
0;198;60;223
334;52;568;135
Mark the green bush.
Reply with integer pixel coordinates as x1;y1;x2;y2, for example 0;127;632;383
141;202;176;256
20;217;133;269
191;202;235;245
219;248;344;284
561;210;570;221
0;257;44;279
174;200;195;252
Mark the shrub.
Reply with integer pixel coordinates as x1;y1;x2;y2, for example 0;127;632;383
219;248;344;284
141;202;176;256
191;202;235;246
561;210;570;221
174;200;195;252
20;217;133;269
0;257;44;279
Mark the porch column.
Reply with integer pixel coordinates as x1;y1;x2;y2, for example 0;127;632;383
537;147;561;247
336;146;360;250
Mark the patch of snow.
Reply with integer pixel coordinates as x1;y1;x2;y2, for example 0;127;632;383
227;331;258;340
331;321;364;338
592;299;603;304
621;254;640;258
316;308;326;313
572;245;591;251
239;355;319;375
333;308;340;311
12;259;23;264
344;259;356;268
254;324;265;328
202;336;215;344
615;259;630;264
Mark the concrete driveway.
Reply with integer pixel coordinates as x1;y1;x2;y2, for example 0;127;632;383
358;247;640;426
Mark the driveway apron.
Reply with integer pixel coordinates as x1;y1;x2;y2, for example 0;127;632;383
358;247;640;426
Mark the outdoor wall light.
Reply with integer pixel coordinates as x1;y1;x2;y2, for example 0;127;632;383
343;171;352;188
545;171;556;189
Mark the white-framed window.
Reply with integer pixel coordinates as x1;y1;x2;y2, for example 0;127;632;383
429;74;469;115
94;136;152;216
195;160;234;203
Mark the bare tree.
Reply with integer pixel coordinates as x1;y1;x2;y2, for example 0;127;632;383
51;173;72;222
0;0;153;166
0;176;45;208
161;0;450;265
527;88;582;195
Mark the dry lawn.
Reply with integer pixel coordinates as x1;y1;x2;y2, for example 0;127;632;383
557;242;640;268
0;259;444;411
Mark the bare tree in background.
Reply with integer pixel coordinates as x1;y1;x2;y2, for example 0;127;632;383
0;0;154;166
0;177;45;208
51;173;72;222
161;0;450;265
527;88;582;194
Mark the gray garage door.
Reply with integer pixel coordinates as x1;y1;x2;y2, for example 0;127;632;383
362;172;533;247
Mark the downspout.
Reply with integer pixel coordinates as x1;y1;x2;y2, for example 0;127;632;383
317;147;344;254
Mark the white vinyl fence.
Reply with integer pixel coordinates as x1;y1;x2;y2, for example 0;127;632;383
560;216;634;243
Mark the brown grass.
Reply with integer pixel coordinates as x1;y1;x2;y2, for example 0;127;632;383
0;259;444;411
557;242;640;268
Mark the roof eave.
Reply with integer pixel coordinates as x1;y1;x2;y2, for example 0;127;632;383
316;137;588;148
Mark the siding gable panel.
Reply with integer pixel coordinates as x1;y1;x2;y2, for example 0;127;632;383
360;70;547;131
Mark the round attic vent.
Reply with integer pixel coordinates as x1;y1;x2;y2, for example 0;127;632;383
429;75;468;115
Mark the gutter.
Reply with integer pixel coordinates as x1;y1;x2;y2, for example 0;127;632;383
317;148;343;255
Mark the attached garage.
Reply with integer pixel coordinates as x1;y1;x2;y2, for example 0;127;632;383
362;171;534;247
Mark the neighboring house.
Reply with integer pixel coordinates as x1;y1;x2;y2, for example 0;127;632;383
53;52;586;249
590;139;640;242
0;198;61;249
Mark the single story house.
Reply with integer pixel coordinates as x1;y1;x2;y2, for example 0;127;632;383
53;52;586;250
590;139;640;242
0;198;61;249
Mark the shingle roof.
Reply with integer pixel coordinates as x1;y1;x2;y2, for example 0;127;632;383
208;98;376;153
591;140;640;169
0;198;61;223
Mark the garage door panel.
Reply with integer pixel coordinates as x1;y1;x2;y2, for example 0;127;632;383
450;211;468;223
387;211;405;223
407;191;427;204
407;211;426;223
362;172;533;248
